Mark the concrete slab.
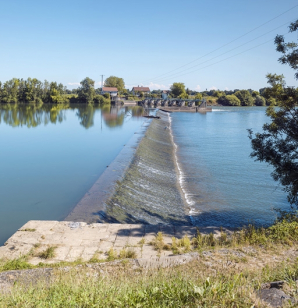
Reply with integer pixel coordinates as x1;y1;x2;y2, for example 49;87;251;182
0;221;216;264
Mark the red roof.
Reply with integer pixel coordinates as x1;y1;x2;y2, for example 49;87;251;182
132;87;150;92
102;87;118;92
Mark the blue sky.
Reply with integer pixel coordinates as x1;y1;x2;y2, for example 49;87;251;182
0;0;297;91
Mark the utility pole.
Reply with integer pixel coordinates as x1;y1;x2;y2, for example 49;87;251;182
100;75;104;91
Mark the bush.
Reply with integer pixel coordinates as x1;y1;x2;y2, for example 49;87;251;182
254;95;266;106
218;94;241;106
93;95;110;105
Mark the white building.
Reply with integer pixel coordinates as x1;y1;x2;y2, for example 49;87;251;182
102;87;118;97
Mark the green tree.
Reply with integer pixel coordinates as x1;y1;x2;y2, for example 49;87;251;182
218;94;241;106
234;90;254;106
195;93;203;100
78;77;96;104
170;82;186;97
254;95;266;106
249;19;298;206
104;76;125;92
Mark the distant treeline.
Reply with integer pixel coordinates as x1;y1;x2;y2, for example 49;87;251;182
0;77;110;105
200;88;278;106
0;76;286;107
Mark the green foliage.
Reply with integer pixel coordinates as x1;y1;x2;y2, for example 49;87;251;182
104;76;125;91
38;246;56;259
234;90;254;106
93;94;110;105
275;20;298;79
170;82;186;97
0;256;33;272
195;92;202;100
77;77;96;104
254;95;266;106
150;232;171;253
249;19;298;206
119;248;137;259
218;94;241;106
213;90;225;98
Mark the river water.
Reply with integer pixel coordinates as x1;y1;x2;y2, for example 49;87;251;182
0;104;148;245
171;106;289;228
0;105;291;246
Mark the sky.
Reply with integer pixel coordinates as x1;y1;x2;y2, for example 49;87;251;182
0;0;298;91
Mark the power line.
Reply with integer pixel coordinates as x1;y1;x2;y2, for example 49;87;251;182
154;33;288;83
138;4;298;84
151;20;294;83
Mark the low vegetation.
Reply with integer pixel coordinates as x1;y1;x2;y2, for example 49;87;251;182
1;251;298;307
1;216;298;306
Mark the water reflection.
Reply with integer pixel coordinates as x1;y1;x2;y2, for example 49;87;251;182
0;104;146;129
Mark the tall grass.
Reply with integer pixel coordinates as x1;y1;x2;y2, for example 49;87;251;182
1;258;298;307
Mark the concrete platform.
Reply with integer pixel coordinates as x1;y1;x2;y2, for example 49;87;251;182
0;221;224;265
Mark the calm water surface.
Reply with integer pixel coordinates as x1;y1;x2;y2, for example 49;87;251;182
0;104;147;245
172;107;290;228
0;105;292;245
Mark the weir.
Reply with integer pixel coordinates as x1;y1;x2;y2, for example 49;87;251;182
104;110;190;225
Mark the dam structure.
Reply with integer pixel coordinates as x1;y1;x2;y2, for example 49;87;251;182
138;98;212;113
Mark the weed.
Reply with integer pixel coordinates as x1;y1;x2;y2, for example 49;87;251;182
38;246;56;259
33;243;41;248
20;228;36;232
0;256;33;271
107;248;117;261
138;238;146;246
150;232;169;252
119;248;137;259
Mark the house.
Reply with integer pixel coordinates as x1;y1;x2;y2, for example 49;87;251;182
131;86;150;96
102;87;118;97
162;90;169;99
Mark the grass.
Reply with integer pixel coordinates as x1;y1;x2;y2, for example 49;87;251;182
20;228;36;232
1;256;298;307
38;246;56;259
146;218;298;255
2;217;298;306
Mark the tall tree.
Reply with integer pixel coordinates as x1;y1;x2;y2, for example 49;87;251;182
78;77;96;104
249;20;298;206
234;90;254;106
104;76;125;91
170;82;186;97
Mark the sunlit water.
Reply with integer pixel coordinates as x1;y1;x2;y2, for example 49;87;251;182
0;105;292;245
171;107;290;228
0;104;147;245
